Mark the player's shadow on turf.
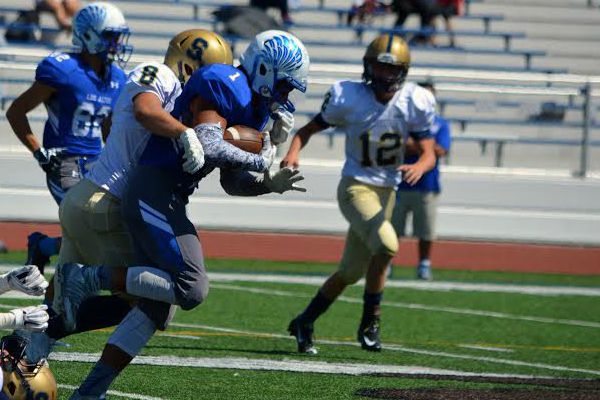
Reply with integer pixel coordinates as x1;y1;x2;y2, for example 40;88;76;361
145;344;290;356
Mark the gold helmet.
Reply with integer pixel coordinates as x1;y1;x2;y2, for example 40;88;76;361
1;335;57;400
363;33;410;93
164;29;233;86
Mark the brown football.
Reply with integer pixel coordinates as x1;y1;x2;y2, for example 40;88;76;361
223;125;264;154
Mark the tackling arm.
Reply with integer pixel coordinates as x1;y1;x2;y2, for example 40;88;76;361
133;92;189;139
6;82;55;153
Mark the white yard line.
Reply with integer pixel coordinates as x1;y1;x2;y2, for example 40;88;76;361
459;344;515;353
50;351;565;381
168;322;600;376
212;283;600;329
0;266;597;297
207;272;600;297
58;384;165;400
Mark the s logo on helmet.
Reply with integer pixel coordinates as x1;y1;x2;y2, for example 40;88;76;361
186;38;208;62
262;35;303;71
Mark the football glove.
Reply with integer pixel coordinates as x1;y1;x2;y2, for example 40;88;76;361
264;167;306;194
9;305;49;332
180;128;205;174
270;109;294;145
33;147;65;174
260;132;277;171
4;265;49;296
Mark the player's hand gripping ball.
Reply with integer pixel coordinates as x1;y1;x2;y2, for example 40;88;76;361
223;125;264;154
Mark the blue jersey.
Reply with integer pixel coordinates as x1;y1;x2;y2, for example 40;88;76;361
138;64;270;199
35;52;126;156
398;115;451;193
172;64;270;129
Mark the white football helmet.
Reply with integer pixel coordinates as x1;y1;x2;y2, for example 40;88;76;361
72;2;132;66
240;30;310;113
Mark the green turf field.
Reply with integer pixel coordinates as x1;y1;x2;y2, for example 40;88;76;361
0;251;598;399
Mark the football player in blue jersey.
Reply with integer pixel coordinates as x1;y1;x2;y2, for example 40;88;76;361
59;30;310;399
6;2;131;274
14;29;235;391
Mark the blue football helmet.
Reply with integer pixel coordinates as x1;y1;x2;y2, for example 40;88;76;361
240;30;310;113
72;2;132;66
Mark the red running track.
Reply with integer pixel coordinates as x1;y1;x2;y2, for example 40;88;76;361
0;222;598;275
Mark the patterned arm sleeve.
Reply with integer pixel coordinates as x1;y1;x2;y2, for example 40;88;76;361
219;169;270;197
194;123;268;172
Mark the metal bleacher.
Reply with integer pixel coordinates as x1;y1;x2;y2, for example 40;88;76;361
0;0;599;172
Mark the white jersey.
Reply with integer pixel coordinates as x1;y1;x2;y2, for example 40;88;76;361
88;62;181;198
321;80;435;188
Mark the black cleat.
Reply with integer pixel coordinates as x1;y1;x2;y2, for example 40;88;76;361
358;317;382;352
288;317;317;355
26;232;50;274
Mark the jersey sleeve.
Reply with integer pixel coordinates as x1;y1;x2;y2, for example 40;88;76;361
319;81;349;127
436;117;452;151
35;54;70;89
407;85;436;139
126;63;180;107
193;73;239;122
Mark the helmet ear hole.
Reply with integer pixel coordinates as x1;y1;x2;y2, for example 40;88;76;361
184;63;194;77
259;63;267;76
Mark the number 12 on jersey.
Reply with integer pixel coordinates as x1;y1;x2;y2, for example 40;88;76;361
360;131;403;167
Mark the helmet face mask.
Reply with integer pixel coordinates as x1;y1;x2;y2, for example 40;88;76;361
364;59;409;94
363;33;410;95
72;2;133;67
164;29;234;87
1;335;57;400
240;30;310;114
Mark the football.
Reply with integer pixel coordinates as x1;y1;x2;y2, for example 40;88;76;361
223;125;264;154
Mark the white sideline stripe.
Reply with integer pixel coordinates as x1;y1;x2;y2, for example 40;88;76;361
207;272;600;297
168;323;600;376
211;283;600;329
459;345;515;353
58;384;165;400
1;186;599;221
2;149;600;180
0;265;598;297
50;351;563;380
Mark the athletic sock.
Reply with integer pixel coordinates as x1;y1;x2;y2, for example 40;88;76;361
76;361;119;398
39;237;60;257
362;291;383;323
299;291;334;324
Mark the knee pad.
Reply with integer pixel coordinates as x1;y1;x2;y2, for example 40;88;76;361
176;272;209;311
126;266;177;304
369;220;399;257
